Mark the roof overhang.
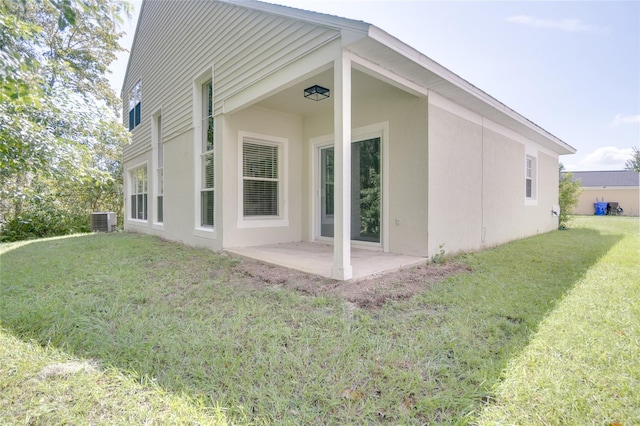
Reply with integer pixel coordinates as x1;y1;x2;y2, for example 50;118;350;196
347;26;576;156
223;0;371;34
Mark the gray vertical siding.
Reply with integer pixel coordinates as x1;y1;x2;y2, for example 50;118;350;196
123;0;341;161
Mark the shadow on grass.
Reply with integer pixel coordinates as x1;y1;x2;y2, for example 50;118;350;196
0;226;625;424
0;326;231;424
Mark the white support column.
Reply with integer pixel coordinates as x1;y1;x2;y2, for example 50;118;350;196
332;51;353;280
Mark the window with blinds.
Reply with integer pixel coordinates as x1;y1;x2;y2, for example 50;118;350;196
201;152;214;225
200;80;214;227
243;141;279;217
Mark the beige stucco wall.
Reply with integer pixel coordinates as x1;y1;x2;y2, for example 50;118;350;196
123;127;224;251
533;151;560;232
301;88;429;256
124;104;305;250
483;134;559;246
427;103;483;255
574;188;640;216
221;105;304;248
427;95;560;256
481;127;524;245
125;86;562;260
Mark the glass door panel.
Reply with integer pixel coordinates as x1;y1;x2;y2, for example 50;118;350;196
319;138;380;243
352;138;380;242
320;146;335;237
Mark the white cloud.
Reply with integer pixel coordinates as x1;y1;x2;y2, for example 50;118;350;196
611;114;640;125
506;15;606;33
578;146;633;170
561;162;578;171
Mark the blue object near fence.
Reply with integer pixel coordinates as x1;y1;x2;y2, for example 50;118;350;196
594;202;607;215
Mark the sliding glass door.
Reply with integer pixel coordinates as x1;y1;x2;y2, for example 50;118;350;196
319;137;381;243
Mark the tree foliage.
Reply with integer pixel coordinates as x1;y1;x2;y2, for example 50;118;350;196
558;165;582;230
0;0;130;241
358;139;381;239
625;146;640;173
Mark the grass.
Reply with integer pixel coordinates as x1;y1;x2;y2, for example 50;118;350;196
477;216;640;425
0;216;637;424
0;331;231;425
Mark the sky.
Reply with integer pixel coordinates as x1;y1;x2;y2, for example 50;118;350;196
108;0;640;171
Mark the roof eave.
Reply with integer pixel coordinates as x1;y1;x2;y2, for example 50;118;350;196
221;0;371;33
366;26;577;155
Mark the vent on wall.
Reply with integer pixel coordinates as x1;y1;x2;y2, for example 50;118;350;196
91;212;117;232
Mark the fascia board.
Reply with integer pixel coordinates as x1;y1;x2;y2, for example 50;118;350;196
221;0;371;34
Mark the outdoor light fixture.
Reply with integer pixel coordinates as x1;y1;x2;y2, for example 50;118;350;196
304;85;330;101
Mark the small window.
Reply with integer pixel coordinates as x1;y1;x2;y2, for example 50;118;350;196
200;80;214;227
242;141;280;217
128;81;141;131
130;166;148;220
156;115;163;223
525;155;537;199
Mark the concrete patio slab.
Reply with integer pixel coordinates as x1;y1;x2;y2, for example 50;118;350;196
225;242;427;281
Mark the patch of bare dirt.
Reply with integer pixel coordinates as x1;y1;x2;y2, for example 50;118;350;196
37;361;98;379
233;260;471;309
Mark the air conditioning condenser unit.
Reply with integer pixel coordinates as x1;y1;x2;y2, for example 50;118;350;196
91;212;117;232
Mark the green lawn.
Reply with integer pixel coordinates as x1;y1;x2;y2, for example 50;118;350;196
477;216;640;425
1;216;637;424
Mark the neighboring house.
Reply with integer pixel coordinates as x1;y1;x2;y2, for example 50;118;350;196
566;170;640;216
122;0;576;280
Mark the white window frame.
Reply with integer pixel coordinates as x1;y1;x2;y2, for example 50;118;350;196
320;145;335;223
237;131;288;229
200;80;215;229
192;68;216;238
152;111;164;226
129;163;148;222
310;122;390;252
525;153;538;205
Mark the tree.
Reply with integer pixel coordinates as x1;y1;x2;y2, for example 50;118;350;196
0;0;131;240
625;147;640;173
558;164;582;230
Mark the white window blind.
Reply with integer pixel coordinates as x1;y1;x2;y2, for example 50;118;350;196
201;152;214;226
243;142;279;217
200;80;214;227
